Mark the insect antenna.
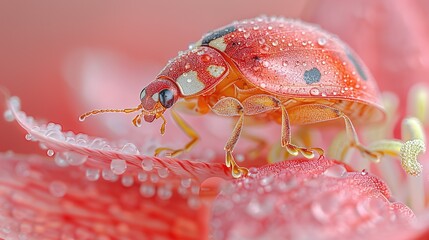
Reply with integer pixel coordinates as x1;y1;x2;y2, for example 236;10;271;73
79;104;143;121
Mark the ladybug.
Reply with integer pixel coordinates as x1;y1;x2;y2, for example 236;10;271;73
80;16;386;178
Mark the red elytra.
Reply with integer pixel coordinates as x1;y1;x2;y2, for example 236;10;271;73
80;16;386;178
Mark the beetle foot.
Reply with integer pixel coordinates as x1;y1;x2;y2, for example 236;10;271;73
285;144;324;159
154;147;184;157
226;151;249;178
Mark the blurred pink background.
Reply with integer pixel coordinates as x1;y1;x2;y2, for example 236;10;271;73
1;1;428;154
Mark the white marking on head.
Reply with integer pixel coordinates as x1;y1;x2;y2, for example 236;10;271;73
207;65;226;78
209;37;227;52
140;89;146;100
152;92;159;102
176;71;205;96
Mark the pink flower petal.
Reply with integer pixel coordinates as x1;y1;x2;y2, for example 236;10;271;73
211;158;417;240
0;152;208;240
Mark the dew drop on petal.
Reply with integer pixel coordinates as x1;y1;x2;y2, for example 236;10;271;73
138;172;148;182
141;158;153;171
9;96;21;110
361;169;368;175
121;143;139;154
46;149;54;157
260;175;274;186
86;169;100;181
49;181;67;198
157;168;169;178
65;151;88;166
3;110;14;122
110;159;127;175
102;169;118;182
25;133;33;141
181;178;192;188
323;164;346;178
157;186;173;200
140;184;156;198
54;153;68;167
121;175;134;187
188;196;201;209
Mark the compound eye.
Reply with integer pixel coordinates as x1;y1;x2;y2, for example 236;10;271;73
140;88;147;101
159;89;175;108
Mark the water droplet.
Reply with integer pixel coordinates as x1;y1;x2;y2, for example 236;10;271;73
140;184;155;198
86;169;100;181
309;87;320;96
361;169;368;175
267;25;273;30
24;133;32;141
188;196;201;209
150;174;159;183
253;25;260;30
3;110;14;122
141;159;153;171
157;186;172;200
138;172;148;182
260;83;267;88
272;40;278;46
302;41;307;46
46;149;54;157
156;168;168;178
243;32;251;39
54;153;68;167
49;181;67;198
260;175;274;186
287;43;293;47
64;152;87;166
102;169;118;182
323;165;346;178
318;38;327;46
184;63;191;70
181;178;192;188
282;61;288;66
322;61;326;65
121;175;134;187
121;143;139;155
258;39;265;45
110;159;127;175
9;96;21;109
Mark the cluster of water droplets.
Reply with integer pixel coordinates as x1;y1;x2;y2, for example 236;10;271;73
3;96;204;206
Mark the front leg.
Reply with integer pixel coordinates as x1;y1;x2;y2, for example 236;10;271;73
211;97;249;178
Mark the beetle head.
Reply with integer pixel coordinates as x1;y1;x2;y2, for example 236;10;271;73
139;78;179;123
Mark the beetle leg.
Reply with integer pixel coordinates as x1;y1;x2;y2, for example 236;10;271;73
280;105;325;159
211;97;249;178
154;109;199;157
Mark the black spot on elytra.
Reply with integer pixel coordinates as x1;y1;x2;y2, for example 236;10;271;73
304;67;321;85
202;25;236;45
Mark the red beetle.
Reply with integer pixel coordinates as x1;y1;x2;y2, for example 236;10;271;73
80;16;387;178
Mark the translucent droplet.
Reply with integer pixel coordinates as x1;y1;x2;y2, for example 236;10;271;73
121;175;134;187
267;25;273;30
361;169;368;175
64;152;87;166
110;159;127;175
25;133;33;141
121;143;139;155
102;169;118;182
260;175;274;186
141;159;153;171
253;25;260;30
9;96;21;109
3;110;14;122
243;32;251;39
157;168;169;178
272;40;278;46
181;178;192;188
49;181;67;198
262;61;270;67
260;83;267;88
46;149;55;157
185;63;191;70
150;174;159;183
310;87;320;96
140;184;155;198
157;186;172;200
258;39;265;45
138;172;148;182
188;196;201;209
86;169;100;181
318;38;327;46
54;153;68;167
323;164;346;178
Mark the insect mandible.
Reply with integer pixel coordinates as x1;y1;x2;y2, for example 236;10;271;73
80;16;389;178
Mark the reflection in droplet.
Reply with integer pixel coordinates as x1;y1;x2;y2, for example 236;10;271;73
323;165;347;178
111;159;127;175
49;181;67;198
